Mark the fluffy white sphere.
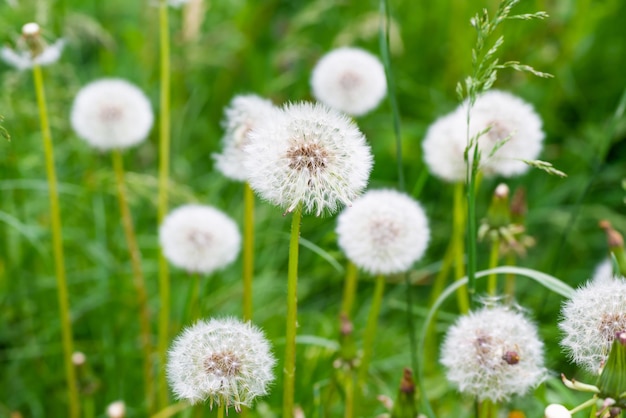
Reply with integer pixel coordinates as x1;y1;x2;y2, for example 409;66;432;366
213;94;278;181
159;204;241;274
244;102;373;216
559;278;626;374
105;401;126;418
311;47;387;116
544;404;571;418
465;90;545;177
440;305;546;402
70;78;154;151
422;108;468;183
167;317;275;411
336;189;430;275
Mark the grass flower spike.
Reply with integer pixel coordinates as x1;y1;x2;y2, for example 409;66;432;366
71;79;154;150
213;94;277;181
336;189;430;275
159;204;241;274
311;47;387;116
244;102;373;216
440;305;546;402
464;90;545;177
1;23;65;71
559;278;626;374
166;317;275;411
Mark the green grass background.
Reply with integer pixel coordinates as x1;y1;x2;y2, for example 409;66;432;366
1;0;626;416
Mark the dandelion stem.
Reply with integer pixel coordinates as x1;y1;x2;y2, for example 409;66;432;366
32;63;80;418
216;403;225;418
453;182;470;313
340;261;358;317
358;274;386;385
157;0;172;409
504;252;516;296
282;204;302;417
185;273;201;323
344;372;354;418
243;182;255;321
112;149;154;412
487;236;500;295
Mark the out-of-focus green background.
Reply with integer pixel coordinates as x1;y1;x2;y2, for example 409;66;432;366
1;0;625;416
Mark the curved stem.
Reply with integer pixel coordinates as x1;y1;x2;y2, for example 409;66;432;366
487;236;500;296
358;274;386;384
282;205;302;418
112;150;154;411
33;64;79;418
243;182;254;321
157;0;172;409
340;261;358;317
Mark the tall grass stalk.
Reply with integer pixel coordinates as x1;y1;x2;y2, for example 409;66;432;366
282;205;302;417
243;182;254;321
111;149;154;411
32;63;80;418
157;0;172;408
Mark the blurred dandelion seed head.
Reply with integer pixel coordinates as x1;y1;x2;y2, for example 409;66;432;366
105;401;126;418
422;109;468;183
336;189;430;275
560;278;626;374
22;22;41;36
544;404;571;418
166;317;275;410
70;78;154;151
244;102;373;216
159;204;241;274
440;305;546;402
311;47;387;116
213;94;277;182
1;23;64;70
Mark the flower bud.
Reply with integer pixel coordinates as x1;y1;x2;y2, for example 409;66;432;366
544;404;571;418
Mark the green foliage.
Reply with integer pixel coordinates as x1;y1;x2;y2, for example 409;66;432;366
1;0;626;417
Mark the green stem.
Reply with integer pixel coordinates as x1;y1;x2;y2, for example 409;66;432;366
185;273;201;323
282;205;302;418
487;236;500;296
33;64;80;418
112;150;154;412
216;403;224;418
358;274;386;384
453;182;470;313
157;0;172;409
344;372;354;418
243;182;254;321
340;261;358;317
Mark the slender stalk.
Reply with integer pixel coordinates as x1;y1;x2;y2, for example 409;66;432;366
344;372;354;418
112;150;154;411
282;205;302;417
33;64;80;418
340;261;358;317
185;273;201;323
243;182;254;321
157;0;172;408
487;236;500;296
453;182;470;313
358;274;386;384
216;404;225;418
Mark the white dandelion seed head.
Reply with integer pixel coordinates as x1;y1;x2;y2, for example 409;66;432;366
559;278;626;374
311;47;387;116
336;189;430;275
1;38;65;71
22;22;41;36
71;79;154;151
213;94;278;182
159;204;241;274
105;401;126;418
544;404;571;418
244;102;373;216
440;305;546;402
422;108;468;183
464;90;545;178
166;317;276;410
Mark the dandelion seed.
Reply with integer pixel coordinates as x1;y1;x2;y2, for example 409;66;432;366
159;204;241;274
559;278;626;374
1;22;65;70
244;102;373;216
70;79;154;151
311;47;387;116
166;317;275;411
213;94;278;182
440;305;546;402
336;189;430;275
